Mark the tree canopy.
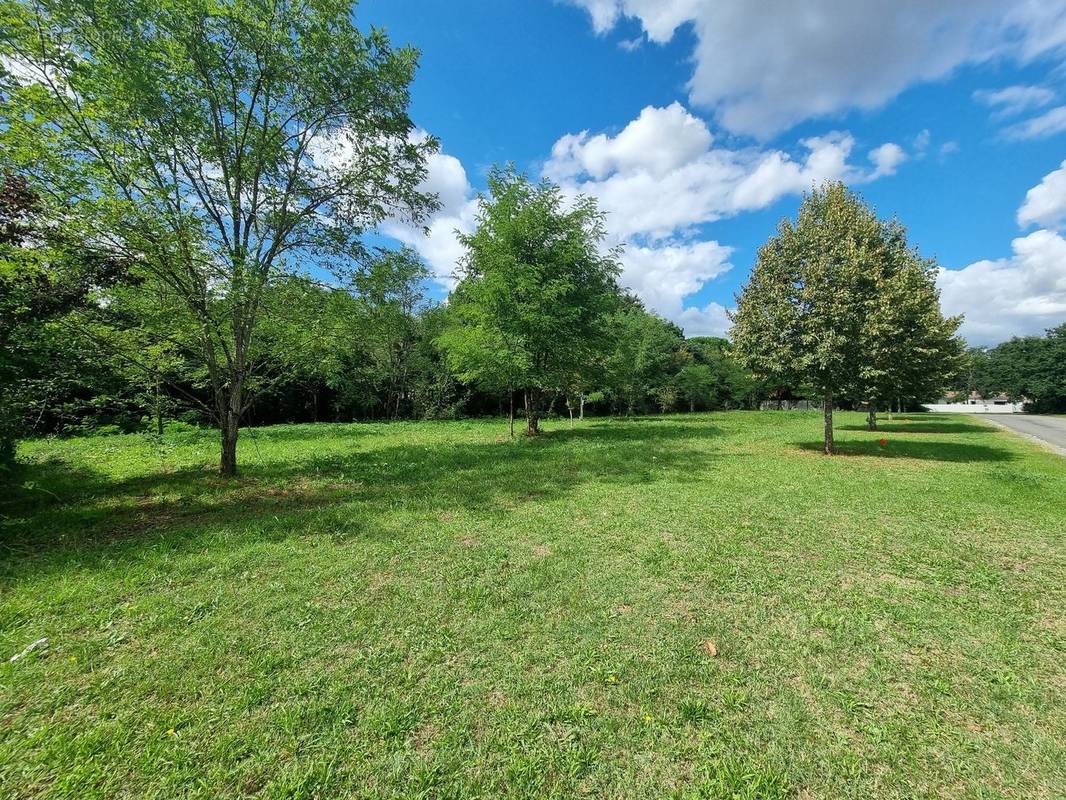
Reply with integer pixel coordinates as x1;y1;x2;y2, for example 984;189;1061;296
0;0;437;473
953;325;1066;412
854;219;964;429
439;167;621;435
732;182;963;452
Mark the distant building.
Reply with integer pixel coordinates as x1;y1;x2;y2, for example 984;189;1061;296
923;390;1025;414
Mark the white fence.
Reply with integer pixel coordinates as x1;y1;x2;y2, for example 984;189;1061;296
922;402;1025;414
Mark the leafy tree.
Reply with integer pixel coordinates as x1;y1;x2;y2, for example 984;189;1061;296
1;0;437;474
973;325;1066;412
684;336;764;409
241;276;353;421
601;302;682;415
438;311;525;433
351;248;432;420
78;277;196;433
0;173;128;467
731;183;885;454
1026;324;1066;412
408;305;464;420
0;174;39;467
440;167;620;435
983;338;1042;402
856;220;964;429
951;347;993;398
676;364;717;412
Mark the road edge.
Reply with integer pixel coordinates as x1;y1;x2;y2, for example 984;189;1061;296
978;415;1066;458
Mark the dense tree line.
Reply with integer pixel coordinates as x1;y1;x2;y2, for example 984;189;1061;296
0;174;764;419
0;1;978;472
1;167;973;473
1;171;765;475
951;326;1066;413
4;0;763;475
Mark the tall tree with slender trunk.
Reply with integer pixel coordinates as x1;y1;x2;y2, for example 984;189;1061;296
856;220;964;430
350;247;431;421
0;0;437;474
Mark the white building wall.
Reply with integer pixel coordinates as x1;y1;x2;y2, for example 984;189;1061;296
922;402;1025;414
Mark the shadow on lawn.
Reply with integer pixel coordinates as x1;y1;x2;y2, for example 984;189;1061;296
795;438;1014;462
0;419;719;570
837;419;990;435
237;422;381;444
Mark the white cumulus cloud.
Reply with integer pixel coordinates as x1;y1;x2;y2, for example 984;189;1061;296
546;102;713;182
1018;159;1066;229
382;147;478;288
939;229;1066;345
617;239;733;326
869;143;908;178
567;0;1066;137
546;105;904;241
676;302;733;338
939;160;1066;344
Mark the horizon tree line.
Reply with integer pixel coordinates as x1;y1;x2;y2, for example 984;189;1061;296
949;326;1066;413
1;0;989;472
0;165;768;430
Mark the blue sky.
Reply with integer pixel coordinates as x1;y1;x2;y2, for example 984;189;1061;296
364;0;1066;346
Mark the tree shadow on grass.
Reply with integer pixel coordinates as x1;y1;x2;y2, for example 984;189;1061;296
836;420;990;434
0;419;721;572
794;439;1014;462
238;422;382;444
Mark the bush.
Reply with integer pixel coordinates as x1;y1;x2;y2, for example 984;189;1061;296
175;409;207;426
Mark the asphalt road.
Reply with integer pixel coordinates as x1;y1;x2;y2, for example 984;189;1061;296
980;414;1066;455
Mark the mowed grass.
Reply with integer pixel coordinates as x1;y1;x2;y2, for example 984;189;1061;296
1;413;1064;800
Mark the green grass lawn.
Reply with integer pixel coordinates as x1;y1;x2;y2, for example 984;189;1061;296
1;412;1064;799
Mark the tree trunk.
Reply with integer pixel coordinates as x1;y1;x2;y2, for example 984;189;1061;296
867;406;877;431
508;386;514;439
525;389;541;436
579;394;585;420
567;398;574;428
218;381;243;477
823;392;835;455
220;412;239;476
689;399;695;413
154;377;164;436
